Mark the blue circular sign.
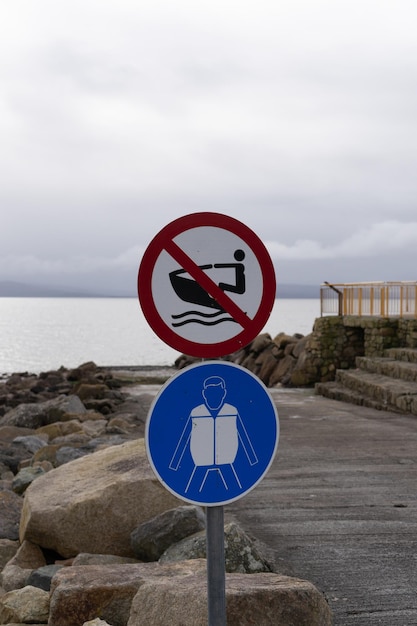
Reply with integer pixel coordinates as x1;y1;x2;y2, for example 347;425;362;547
145;361;279;506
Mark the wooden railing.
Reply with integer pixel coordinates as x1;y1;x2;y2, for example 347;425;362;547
320;282;417;318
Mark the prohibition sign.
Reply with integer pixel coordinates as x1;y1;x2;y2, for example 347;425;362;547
138;212;276;358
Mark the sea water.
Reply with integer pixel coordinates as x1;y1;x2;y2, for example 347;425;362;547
0;298;321;374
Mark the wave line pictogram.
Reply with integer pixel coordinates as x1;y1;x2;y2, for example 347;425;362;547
171;311;237;328
172;310;225;320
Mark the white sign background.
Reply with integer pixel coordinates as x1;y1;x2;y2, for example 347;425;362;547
151;226;264;344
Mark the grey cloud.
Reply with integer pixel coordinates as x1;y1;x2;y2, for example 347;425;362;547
0;246;144;277
1;0;417;291
266;221;417;261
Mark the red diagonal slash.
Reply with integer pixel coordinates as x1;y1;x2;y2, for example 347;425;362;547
164;239;251;329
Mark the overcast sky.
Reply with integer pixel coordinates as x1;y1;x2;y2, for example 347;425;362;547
1;0;417;295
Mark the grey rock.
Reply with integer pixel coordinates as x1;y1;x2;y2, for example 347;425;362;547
54;435;128;466
0;443;33;474
0;584;50;624
1;540;46;592
12;466;46;495
160;521;272;573
13;435;47;454
0;538;19;570
0;490;23;540
55;446;90;466
26;564;64;591
0;402;45;429
0;395;87;429
130;505;206;561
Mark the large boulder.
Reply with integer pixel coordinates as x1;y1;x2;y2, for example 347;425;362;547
269;354;297;386
127;571;333;626
19;439;182;558
255;346;279;386
48;560;207;626
249;333;273;356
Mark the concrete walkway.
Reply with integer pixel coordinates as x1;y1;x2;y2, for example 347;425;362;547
227;388;417;625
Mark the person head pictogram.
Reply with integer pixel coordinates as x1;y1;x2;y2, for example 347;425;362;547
202;376;226;410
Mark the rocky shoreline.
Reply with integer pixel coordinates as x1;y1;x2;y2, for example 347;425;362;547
0;356;332;624
175;331;310;387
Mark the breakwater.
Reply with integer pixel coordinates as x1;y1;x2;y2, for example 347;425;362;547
177;316;417;387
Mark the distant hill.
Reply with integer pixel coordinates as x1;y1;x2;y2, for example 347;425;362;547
276;283;319;298
0;281;107;298
0;280;320;299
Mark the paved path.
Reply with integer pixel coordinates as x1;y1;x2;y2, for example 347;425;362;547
227;388;417;626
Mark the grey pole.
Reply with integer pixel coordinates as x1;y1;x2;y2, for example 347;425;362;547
206;505;226;625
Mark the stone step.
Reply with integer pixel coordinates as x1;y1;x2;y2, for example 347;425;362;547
315;381;389;412
333;369;417;415
356;356;417;383
384;347;417;363
316;378;417;414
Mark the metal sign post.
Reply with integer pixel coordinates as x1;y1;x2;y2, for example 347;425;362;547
206;506;226;626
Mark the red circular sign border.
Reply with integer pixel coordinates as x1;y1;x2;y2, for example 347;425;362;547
138;212;276;358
